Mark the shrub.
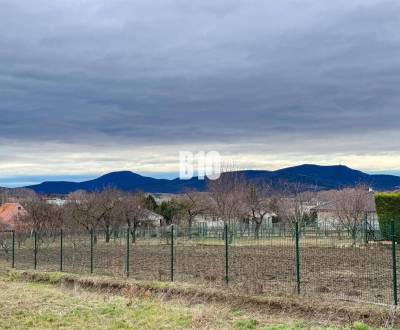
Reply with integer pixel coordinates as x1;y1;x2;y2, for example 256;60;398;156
375;193;400;240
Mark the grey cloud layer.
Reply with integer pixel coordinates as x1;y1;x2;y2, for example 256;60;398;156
1;0;400;156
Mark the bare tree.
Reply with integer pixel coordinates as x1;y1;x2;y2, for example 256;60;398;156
119;192;147;243
274;183;317;229
18;196;56;233
13;196;67;249
96;188;122;243
66;188;122;242
66;190;98;234
244;183;275;239
207;170;247;227
0;225;11;257
331;186;372;241
175;190;207;235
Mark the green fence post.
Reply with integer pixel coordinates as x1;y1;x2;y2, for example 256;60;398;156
170;225;174;282
33;230;37;270
11;230;15;268
391;221;398;305
295;222;301;294
60;229;63;272
224;223;229;285
126;227;130;277
90;229;94;274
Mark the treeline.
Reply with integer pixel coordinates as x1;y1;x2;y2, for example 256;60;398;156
11;173;374;241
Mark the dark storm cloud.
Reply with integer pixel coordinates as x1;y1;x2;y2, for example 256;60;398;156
1;0;400;155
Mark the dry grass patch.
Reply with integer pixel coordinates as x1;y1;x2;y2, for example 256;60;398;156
0;268;395;329
0;279;193;329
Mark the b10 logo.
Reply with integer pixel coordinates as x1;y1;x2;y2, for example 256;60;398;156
179;151;221;180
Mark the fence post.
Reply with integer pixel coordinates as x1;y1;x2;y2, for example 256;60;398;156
295;222;301;294
11;230;15;268
90;229;94;274
364;212;368;244
170;225;174;282
33;230;37;270
391;221;398;306
224;223;229;285
60;229;63;272
126;227;130;277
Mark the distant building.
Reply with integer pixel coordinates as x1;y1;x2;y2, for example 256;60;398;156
46;198;67;206
141;209;165;227
193;211;277;228
311;201;378;230
194;213;224;228
0;203;26;229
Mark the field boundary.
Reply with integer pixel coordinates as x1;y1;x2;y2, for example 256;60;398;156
2;224;397;306
6;268;400;329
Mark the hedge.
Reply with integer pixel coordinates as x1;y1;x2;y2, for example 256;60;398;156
375;192;400;240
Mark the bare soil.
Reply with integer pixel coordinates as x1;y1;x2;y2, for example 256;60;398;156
6;235;396;305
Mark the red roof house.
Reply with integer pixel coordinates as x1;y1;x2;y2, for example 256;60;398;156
0;203;26;229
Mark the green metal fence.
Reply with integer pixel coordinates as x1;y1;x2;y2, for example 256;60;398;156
0;222;398;305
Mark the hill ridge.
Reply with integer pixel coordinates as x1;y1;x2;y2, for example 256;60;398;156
24;164;400;195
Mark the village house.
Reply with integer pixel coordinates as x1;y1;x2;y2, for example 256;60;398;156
0;202;27;229
311;200;378;230
141;209;165;227
193;211;277;229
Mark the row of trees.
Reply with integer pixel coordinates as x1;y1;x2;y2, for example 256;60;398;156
151;181;372;241
15;190;149;242
9;171;374;241
10;174;282;239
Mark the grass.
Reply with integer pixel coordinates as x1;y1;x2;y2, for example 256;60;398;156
0;272;381;330
0;261;389;329
0;278;192;329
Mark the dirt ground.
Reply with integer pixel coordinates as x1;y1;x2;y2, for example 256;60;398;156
3;235;396;306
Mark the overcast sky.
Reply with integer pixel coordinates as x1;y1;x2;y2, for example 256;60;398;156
1;0;400;186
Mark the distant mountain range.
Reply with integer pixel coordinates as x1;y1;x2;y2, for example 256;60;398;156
21;164;400;195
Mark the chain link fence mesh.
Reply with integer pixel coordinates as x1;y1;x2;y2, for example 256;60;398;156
1;223;398;305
